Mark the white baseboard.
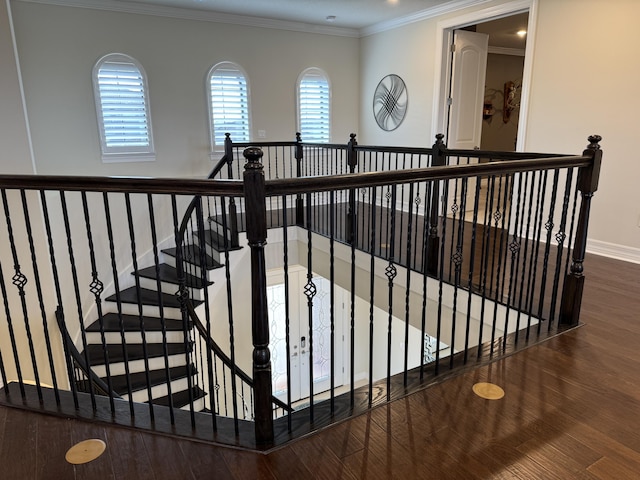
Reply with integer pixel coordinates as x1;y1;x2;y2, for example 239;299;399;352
586;239;640;265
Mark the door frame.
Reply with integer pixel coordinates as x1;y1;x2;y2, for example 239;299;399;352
431;0;539;151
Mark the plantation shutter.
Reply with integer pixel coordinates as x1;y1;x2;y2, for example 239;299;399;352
299;71;330;143
97;60;151;150
210;66;250;145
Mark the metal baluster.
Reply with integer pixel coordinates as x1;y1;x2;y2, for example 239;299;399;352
21;189;61;402
304;191;316;422
282;196;293;432
548;169;575;323
219;196;239;433
385;185;397;400
40;191;76;406
435;180;449;374
463;176;482;362
80;191;113;412
146;194;175;423
124;193;155;420
367;187;377;406
537;170;560;322
59;191;95;408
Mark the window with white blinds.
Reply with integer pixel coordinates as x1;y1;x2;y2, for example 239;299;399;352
297;68;330;143
93;54;154;161
208;63;250;148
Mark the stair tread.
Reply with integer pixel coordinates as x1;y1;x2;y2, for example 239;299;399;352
85;342;190;365
105;286;203;308
199;229;242;252
151;385;207;409
106;364;197;395
86;313;188;333
135;264;213;289
163;245;223;270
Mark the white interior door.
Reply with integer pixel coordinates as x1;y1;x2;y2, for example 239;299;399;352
267;269;344;404
447;29;489;150
446;30;488;214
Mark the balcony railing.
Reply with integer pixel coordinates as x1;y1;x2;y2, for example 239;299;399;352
0;133;602;449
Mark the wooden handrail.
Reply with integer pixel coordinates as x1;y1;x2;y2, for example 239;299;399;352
264;154;592;195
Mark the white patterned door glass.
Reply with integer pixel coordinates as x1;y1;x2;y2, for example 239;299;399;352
267;269;344;404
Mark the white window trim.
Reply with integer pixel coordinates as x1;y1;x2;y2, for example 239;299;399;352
206;61;252;157
296;67;331;143
92;53;155;163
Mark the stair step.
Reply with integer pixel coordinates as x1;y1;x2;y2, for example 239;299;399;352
163;245;222;270
151;385;207;409
85;342;191;365
135;264;212;290
86;313;188;333
197;229;242;253
107;364;197;395
105;286;203;309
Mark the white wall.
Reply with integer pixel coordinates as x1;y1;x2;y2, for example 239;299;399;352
9;1;360;177
360;0;640;258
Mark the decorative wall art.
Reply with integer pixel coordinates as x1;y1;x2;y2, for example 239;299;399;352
373;74;408;131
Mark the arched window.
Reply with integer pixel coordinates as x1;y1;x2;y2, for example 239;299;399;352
297;68;331;143
92;53;154;161
208;62;250;148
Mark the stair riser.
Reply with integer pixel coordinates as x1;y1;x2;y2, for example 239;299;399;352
104;302;183;319
91;353;188;377
124;376;192;403
137;276;206;301
181;396;206;412
86;331;186;345
163;255;218;283
192;233;223;263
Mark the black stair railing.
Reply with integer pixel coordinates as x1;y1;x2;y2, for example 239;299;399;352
0;134;602;451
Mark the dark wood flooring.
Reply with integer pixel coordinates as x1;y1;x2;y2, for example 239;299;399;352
1;253;639;479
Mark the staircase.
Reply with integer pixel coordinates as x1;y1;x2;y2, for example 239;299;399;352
81;216;240;412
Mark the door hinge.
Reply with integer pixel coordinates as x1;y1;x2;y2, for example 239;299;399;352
447;97;453;106
450;43;456;53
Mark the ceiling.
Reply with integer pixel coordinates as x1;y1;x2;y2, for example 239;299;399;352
42;0;529;44
116;0;455;30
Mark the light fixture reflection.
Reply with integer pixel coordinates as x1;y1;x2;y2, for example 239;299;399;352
517;30;527;36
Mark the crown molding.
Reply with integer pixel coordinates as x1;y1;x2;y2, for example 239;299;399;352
488;46;525;56
14;0;361;38
361;0;494;37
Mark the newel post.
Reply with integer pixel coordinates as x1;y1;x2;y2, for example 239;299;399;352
295;132;305;227
243;147;274;446
225;133;240;248
346;133;358;244
559;135;603;326
426;134;446;276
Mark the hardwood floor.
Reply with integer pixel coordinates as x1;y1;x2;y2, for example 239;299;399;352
0;253;638;479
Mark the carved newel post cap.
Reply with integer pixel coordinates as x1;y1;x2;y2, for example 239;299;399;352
295;132;302;142
587;135;602;150
243;147;264;169
225;132;231;139
350;133;357;141
435;133;445;142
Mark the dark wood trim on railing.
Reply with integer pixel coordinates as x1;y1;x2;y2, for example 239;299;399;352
243;146;274;447
54;307;120;399
346;133;358;244
559;135;603;325
295;132;304;227
263;154;592;195
427;133;446;276
0;174;244;196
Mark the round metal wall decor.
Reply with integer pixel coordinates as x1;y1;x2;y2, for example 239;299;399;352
373;74;408;131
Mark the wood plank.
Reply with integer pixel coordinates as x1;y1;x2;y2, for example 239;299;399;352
105;427;156;480
36;413;75;479
0;408;38;479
